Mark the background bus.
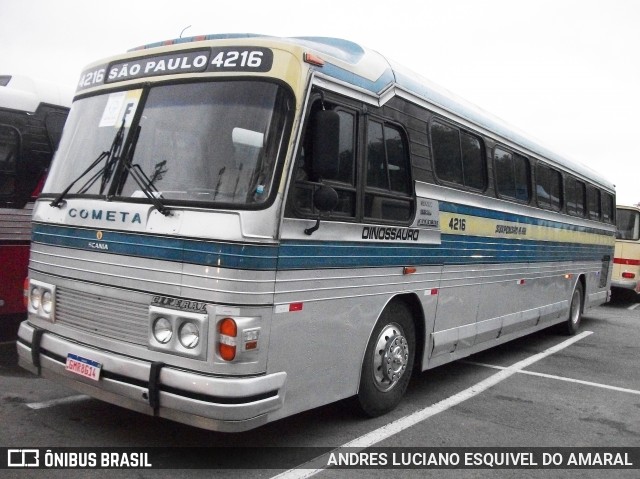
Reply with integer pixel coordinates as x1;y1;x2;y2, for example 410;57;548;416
0;75;70;340
17;35;615;431
613;204;640;299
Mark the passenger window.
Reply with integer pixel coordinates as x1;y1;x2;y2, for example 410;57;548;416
495;147;530;202
601;192;614;224
587;186;601;221
364;120;413;221
566;177;586;217
536;163;562;211
431;120;485;190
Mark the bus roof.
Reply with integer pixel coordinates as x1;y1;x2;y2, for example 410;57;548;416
125;34;614;192
0;74;72;112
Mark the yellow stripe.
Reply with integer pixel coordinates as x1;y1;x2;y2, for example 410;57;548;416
440;212;614;246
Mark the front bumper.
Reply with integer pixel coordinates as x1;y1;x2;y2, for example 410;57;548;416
17;321;286;432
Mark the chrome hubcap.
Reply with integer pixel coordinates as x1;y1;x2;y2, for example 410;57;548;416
373;323;409;392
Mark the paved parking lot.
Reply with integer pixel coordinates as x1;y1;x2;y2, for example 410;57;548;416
1;296;639;478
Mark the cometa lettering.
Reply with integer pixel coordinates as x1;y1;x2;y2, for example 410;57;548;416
68;208;142;224
362;226;420;241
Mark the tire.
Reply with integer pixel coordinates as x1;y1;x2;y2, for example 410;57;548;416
357;301;416;417
563;281;583;335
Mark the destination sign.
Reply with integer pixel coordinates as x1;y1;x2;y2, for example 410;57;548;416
77;46;274;92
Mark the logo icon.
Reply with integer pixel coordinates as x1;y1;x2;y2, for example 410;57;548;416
96;230;103;240
7;449;39;467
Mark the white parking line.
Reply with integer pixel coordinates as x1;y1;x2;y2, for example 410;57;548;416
270;331;593;479
628;303;640;311
464;361;640;395
26;394;90;410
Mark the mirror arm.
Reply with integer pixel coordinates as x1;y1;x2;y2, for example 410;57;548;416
304;217;321;236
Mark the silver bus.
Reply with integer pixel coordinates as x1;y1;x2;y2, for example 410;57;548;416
18;35;616;432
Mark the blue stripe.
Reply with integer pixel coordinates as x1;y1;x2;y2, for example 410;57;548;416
278;236;610;269
32;223;278;270
32;222;612;272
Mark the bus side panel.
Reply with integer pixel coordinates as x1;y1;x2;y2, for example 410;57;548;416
268;263;440;421
431;264;481;357
0;244;29;315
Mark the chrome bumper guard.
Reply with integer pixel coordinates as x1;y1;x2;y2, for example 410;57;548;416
611;279;640;292
17;322;286;432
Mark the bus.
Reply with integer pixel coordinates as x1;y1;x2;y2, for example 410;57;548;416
17;35;616;432
0;75;69;340
612;205;640;299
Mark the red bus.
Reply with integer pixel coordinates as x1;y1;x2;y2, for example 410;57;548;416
0;75;69;339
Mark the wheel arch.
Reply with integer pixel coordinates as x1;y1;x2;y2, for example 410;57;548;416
361;292;426;379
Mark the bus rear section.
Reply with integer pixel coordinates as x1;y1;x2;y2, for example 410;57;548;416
613;205;640;298
0;75;69;339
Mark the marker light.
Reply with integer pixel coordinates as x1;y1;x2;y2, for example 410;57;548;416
219;318;237;361
153;317;173;344
303;52;325;67
622;272;636;279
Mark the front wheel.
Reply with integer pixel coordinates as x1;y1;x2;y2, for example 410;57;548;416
357;301;416;417
563;281;584;335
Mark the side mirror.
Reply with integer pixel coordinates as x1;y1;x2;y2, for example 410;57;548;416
304;185;338;236
313;184;338;212
310;109;340;180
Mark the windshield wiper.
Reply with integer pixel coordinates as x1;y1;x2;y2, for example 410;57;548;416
50;121;126;208
111;125;170;216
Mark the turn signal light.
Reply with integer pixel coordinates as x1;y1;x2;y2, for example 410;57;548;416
219;318;237;361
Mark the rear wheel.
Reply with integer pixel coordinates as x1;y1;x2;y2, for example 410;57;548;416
357;301;415;417
563;281;584;335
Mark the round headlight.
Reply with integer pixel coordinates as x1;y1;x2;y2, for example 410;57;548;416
179;322;200;349
153;317;173;344
41;290;53;314
30;287;42;310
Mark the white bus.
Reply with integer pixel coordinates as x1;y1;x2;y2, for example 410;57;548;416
0;75;69;339
612;205;640;299
18;35;615;432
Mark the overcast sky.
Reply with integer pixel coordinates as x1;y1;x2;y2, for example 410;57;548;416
2;0;638;205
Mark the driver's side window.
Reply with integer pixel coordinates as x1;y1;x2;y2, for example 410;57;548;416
291;101;357;219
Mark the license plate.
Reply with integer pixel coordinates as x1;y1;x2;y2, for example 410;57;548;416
65;353;102;381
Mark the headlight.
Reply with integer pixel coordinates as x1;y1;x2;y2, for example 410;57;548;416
179;322;199;349
30;287;42;310
148;305;208;359
153;317;173;344
27;280;56;321
41;290;53;314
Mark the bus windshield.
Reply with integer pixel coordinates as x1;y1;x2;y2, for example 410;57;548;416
616;208;640;241
45;80;293;207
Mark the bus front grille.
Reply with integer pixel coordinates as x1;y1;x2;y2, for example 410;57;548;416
55;287;149;345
